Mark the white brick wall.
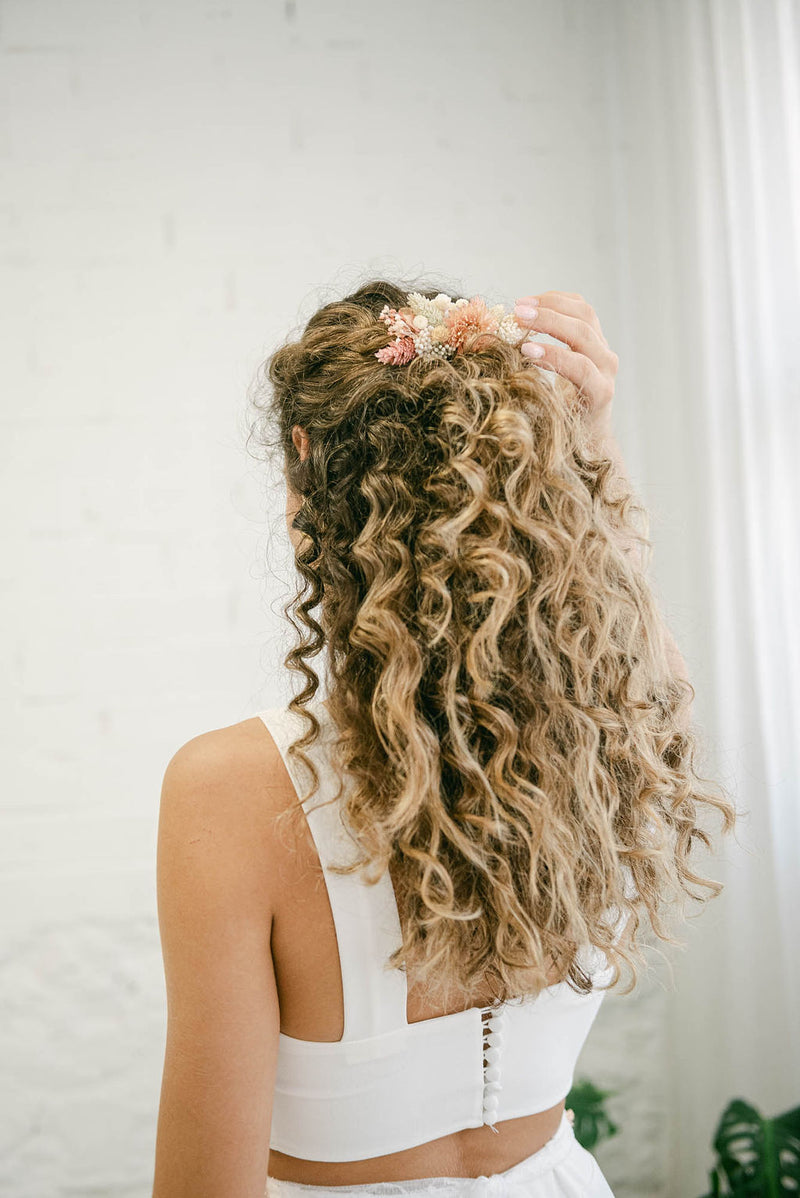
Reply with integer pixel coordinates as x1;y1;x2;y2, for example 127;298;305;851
2;3;671;1195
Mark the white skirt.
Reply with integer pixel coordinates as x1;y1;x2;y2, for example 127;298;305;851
265;1110;615;1197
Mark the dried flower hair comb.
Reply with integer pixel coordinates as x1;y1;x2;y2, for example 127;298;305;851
375;291;531;365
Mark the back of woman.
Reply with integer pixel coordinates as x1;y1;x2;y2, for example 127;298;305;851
153;278;737;1198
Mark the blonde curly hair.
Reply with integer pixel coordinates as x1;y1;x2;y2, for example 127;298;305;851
248;275;737;1005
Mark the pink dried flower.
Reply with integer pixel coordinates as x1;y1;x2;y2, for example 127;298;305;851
376;336;417;365
397;306;424;332
379;305;417;338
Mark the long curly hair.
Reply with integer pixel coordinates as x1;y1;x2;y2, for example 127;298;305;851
247;274;738;1005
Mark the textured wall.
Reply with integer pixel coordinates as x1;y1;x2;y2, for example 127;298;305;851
2;2;672;1195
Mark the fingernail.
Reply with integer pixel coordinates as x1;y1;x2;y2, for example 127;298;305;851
515;304;539;321
522;342;545;359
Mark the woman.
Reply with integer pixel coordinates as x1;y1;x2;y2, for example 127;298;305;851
152;281;736;1197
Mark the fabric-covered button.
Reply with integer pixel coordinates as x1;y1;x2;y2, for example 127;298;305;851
481;1005;506;1134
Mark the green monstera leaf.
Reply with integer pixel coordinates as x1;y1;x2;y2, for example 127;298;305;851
565;1077;619;1152
699;1098;800;1197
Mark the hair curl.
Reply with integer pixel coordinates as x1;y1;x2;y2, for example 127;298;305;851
247;274;738;1006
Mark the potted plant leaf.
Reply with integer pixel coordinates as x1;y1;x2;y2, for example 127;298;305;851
699;1098;800;1196
565;1077;619;1152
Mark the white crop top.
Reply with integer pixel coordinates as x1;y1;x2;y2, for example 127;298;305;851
258;699;634;1162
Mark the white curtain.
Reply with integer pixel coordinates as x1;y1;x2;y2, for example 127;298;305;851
609;2;800;1194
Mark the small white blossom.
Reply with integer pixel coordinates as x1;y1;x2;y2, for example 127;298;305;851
497;314;527;345
407;292;449;328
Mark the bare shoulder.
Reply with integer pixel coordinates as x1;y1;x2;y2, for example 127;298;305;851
162;714;286;806
153;716;292;1195
157;715;299;919
163;712;297;807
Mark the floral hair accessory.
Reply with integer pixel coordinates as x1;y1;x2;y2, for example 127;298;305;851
375;291;530;365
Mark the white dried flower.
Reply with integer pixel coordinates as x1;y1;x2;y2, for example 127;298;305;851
497;314;527;346
406;292;450;329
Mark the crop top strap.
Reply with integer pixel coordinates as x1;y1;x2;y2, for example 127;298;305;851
258;701;409;1040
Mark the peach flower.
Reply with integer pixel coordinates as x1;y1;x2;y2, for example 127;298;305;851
444;296;501;351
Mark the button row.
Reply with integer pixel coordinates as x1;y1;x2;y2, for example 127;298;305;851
481;1008;506;1125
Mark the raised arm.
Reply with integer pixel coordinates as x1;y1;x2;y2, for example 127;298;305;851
513;291;693;707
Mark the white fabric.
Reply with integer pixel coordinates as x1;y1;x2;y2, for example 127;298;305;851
258;699;633;1164
605;2;800;1193
265;1109;615;1197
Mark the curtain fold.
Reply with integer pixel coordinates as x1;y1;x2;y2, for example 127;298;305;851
608;2;800;1194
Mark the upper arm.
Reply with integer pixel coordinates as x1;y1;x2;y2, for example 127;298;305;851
152;724;281;1198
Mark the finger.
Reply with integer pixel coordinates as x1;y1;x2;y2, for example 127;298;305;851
516;292;606;343
515;291;607;344
523;340;613;407
515;305;616;375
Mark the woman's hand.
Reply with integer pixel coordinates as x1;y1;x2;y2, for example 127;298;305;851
513;291;618;433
